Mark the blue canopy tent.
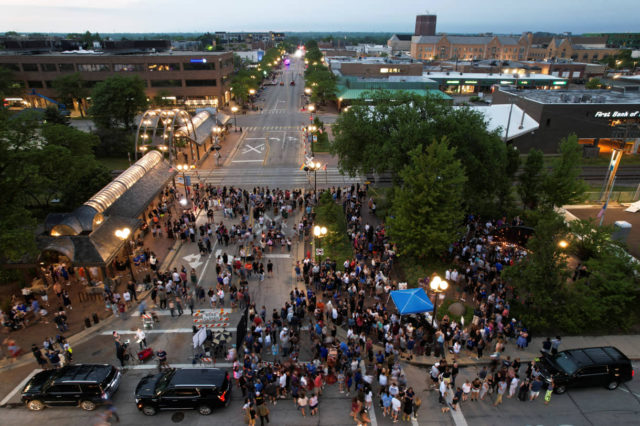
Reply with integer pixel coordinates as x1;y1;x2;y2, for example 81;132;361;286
390;288;434;315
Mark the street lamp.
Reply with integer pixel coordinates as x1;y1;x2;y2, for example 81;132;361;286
308;160;322;201
307;124;317;156
248;89;256;110
114;227;136;282
308;104;315;113
231;106;238;131
558;240;569;249
176;163;194;202
430;275;449;330
312;225;328;263
304;87;312;95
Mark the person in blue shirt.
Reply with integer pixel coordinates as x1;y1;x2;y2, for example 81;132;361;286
381;391;392;417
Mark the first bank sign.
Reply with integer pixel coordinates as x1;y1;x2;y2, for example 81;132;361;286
594;110;640;118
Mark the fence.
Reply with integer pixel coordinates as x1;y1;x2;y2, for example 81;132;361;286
583;191;639;204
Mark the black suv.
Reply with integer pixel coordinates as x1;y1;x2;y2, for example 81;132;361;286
135;368;231;416
538;346;634;394
22;364;121;411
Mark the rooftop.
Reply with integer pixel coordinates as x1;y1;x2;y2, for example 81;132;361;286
0;50;230;57
423;71;564;81
500;87;640;104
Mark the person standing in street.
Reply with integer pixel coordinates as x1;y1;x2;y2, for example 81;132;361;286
136;328;147;349
494;379;507;406
544;379;554;405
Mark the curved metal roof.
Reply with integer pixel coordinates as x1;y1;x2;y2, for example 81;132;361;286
41;237;75;262
84;150;163;213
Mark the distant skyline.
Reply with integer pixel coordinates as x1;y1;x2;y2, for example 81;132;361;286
0;0;637;35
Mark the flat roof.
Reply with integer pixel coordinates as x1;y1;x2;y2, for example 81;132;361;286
424;72;564;81
500;87;640;104
338;88;451;101
458;104;539;140
0;50;230;57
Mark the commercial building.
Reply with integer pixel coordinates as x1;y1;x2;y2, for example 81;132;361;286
583;33;640;49
0;37;235;113
404;13;620;63
492;87;640;154
387;35;412;54
424;71;567;94
332;59;423;78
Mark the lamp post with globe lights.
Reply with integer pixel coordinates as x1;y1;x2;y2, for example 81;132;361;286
430;275;449;330
176;163;194;203
313;225;328;263
115;227;136;282
231;106;238;131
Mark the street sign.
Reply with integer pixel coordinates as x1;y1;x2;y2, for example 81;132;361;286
316;248;324;256
185;176;191;186
313;135;317;142
309;115;313;122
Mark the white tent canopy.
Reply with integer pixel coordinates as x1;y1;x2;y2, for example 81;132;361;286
457;104;540;141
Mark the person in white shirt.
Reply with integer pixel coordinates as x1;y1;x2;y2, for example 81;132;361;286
391;395;402;422
135;328;147;349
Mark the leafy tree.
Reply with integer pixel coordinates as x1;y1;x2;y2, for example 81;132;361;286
94;128;134;157
387;138;467;259
0;66;22;101
568;218;617;261
568;247;640;333
502;209;570;331
43;106;70;126
0;207;37;263
89;75;148;129
151;89;174;107
52;73;88;117
586;77;603;89
331;92;511;216
308;69;337;105
541;134;588;208
41;123;98;157
518;148;545;209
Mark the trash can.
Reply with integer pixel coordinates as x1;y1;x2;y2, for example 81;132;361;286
84;317;92;328
92;313;100;325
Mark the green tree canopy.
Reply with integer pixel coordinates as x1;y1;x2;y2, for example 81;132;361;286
518;148;545;209
331;91;511;216
89;75;148;129
502;209;570;331
52;72;89;116
387;138;467;259
541;134;588;208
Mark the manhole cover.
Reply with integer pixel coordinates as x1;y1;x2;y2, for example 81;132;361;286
171;412;185;422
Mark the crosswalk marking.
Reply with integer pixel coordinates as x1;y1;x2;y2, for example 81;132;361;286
244;126;306;131
101;327;237;335
132;308;233;317
127;363;234;370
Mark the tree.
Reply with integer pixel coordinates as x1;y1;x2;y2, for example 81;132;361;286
568;218;618;261
308;69;337;105
331;92;511;216
387;138;467;259
89;75;148;129
52;73;89;117
586;78;603;89
43;106;70;126
0;66;22;101
41;123;98;157
541;134;588;208
502;209;570;331
518;148;545;209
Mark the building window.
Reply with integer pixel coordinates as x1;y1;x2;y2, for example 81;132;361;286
114;64;143;72
0;63;20;71
183;62;216;71
546;118;551;127
147;63;180;72
150;79;182;87
58;64;76;72
380;68;400;74
27;80;44;88
41;63;57;72
22;63;38;72
77;64;110;72
185;79;216;87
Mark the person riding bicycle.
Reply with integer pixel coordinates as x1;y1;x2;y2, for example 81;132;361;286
156;349;169;370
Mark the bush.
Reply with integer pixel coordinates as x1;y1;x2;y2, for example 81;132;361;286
94;128;134;157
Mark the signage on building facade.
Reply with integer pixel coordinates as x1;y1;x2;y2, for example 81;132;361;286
594;111;640;118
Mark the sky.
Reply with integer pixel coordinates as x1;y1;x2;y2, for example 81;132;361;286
0;0;637;34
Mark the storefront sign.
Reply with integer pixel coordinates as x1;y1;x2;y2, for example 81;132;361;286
594;110;640;118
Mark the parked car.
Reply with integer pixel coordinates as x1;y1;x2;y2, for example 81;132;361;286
290;81;295;86
538;346;634;394
279;81;284;86
22;364;121;411
135;368;231;416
